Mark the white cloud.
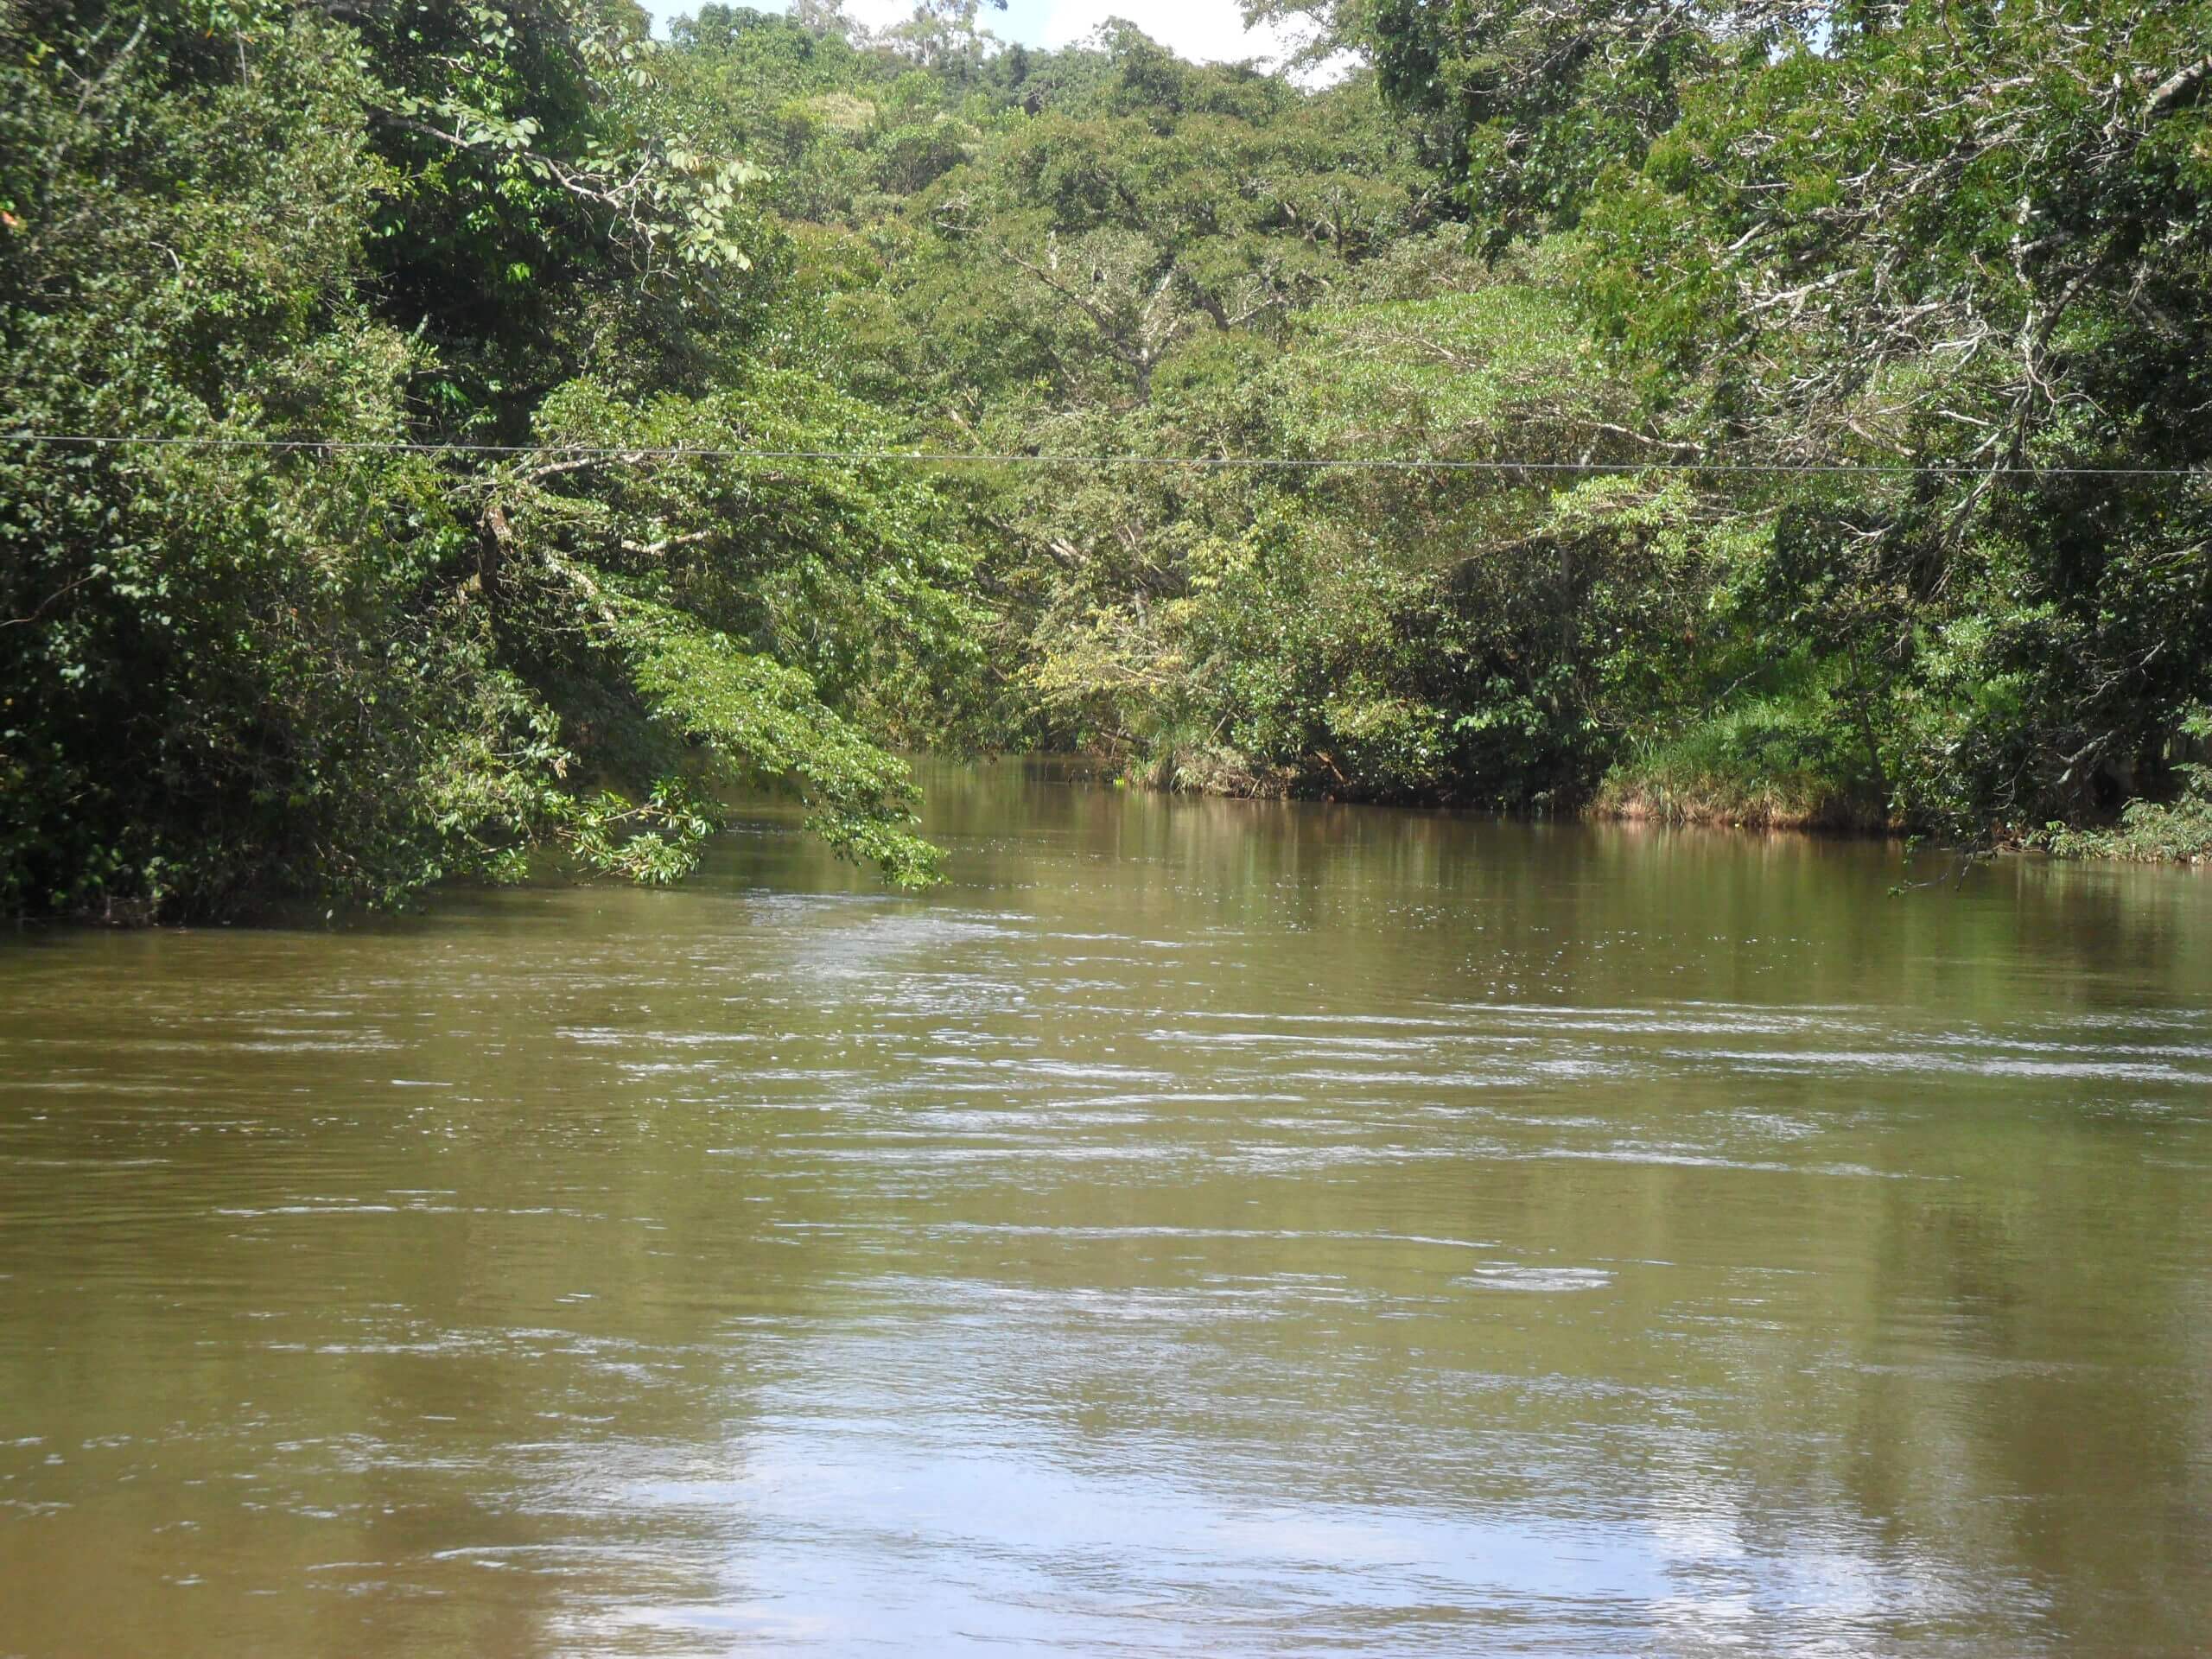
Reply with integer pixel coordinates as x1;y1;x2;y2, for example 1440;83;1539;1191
841;0;932;31
642;0;1356;80
1039;0;1300;68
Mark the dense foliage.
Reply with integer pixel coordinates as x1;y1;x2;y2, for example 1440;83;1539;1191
4;0;2209;918
1;0;963;918
773;0;2209;849
1243;0;2212;846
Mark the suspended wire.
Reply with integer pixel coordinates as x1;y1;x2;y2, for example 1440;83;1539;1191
0;430;2204;478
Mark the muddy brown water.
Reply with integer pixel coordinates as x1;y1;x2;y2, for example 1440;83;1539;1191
3;760;2210;1656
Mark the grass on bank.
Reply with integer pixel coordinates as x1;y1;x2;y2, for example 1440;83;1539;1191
1592;698;1886;832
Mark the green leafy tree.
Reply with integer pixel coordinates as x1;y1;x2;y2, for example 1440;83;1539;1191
2;0;958;919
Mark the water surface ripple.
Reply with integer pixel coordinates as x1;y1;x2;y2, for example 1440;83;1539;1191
3;761;2210;1656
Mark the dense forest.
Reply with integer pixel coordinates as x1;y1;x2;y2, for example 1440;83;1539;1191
3;0;2209;919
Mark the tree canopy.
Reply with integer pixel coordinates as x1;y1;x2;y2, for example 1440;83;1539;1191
4;0;2209;918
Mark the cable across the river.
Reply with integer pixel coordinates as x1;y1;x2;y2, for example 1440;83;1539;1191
1;430;2205;479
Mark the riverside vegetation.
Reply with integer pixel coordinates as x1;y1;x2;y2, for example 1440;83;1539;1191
3;0;2210;919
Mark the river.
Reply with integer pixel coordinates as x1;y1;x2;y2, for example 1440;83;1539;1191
3;760;2209;1655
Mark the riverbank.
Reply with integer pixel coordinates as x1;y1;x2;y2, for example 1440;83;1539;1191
1103;742;2211;867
